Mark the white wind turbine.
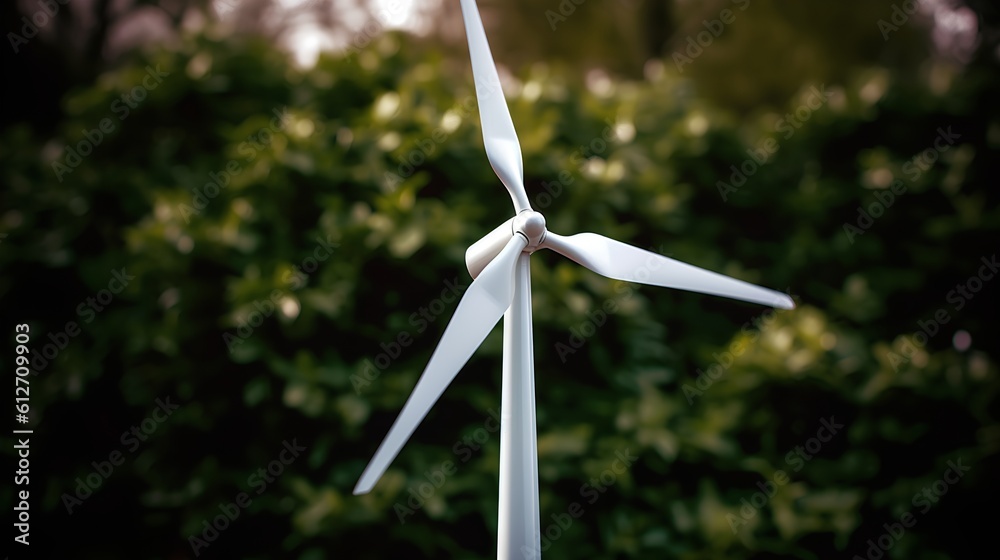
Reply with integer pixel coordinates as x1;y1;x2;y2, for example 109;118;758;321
353;0;795;557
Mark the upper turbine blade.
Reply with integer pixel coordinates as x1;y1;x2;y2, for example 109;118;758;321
541;232;795;309
354;234;529;495
460;0;532;213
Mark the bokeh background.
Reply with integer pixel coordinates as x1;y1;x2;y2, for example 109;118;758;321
2;0;999;558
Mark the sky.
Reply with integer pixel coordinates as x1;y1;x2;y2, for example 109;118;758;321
230;0;981;68
255;0;441;66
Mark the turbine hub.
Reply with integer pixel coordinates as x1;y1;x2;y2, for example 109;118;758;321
513;210;546;250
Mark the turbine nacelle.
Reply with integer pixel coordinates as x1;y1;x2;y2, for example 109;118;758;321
514;210;547;248
466;210;547;279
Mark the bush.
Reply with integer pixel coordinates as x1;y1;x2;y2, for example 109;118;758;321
1;31;997;559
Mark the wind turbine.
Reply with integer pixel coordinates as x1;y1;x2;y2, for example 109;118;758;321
353;0;795;557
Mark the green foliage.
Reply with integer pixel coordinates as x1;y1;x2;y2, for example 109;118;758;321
1;30;998;559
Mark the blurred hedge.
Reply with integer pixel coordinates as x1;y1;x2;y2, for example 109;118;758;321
1;30;999;559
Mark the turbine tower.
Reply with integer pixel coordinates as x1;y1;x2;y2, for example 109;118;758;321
353;1;795;557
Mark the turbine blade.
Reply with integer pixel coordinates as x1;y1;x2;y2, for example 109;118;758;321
460;0;531;212
354;234;528;495
541;232;795;309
